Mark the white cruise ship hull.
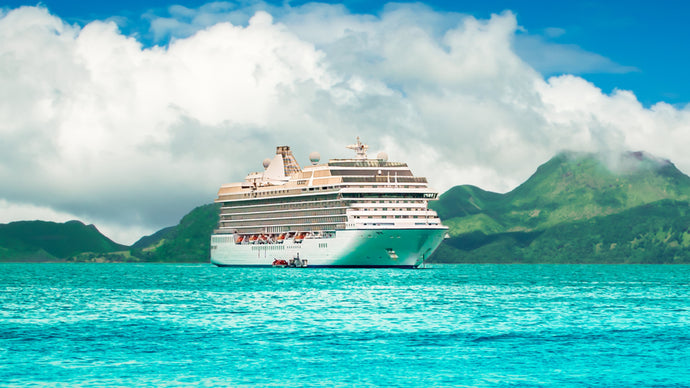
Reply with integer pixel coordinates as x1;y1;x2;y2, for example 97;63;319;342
211;228;446;268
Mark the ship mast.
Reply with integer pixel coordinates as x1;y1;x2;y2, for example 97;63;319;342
346;136;369;159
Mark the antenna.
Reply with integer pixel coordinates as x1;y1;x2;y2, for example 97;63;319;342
346;136;369;159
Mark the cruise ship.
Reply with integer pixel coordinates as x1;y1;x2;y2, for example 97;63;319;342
210;138;447;267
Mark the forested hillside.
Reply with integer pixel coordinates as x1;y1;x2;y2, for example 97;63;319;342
3;151;689;264
0;220;127;261
429;151;690;263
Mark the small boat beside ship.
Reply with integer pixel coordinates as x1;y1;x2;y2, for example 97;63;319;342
272;253;308;268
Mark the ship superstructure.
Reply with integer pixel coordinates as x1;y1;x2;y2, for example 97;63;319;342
210;138;447;267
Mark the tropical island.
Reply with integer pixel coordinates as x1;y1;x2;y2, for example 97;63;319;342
2;150;689;264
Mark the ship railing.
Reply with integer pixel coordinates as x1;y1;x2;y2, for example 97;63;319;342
341;177;428;183
328;160;408;167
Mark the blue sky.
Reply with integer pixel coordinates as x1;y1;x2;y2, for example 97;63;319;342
5;0;690;106
1;0;689;243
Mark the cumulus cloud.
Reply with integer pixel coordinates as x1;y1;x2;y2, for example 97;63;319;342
1;4;689;244
514;34;639;75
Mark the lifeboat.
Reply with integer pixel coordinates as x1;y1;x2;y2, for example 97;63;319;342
277;233;286;241
235;235;244;244
249;235;258;243
272;259;289;267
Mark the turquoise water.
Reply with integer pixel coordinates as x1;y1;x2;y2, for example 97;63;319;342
1;264;689;387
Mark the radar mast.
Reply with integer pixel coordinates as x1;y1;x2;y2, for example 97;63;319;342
346;136;369;159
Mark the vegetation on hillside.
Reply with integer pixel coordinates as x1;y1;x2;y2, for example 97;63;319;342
0;220;126;262
429;151;690;263
0;205;219;263
128;203;220;262
2;151;689;264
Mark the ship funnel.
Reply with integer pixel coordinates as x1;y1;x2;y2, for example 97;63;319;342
276;146;301;176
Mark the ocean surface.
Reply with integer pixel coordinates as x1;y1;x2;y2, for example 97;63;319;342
1;264;689;387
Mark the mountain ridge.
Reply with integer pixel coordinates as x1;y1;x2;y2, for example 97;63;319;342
2;150;689;263
428;151;690;263
0;220;127;261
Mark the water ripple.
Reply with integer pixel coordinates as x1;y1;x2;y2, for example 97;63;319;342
1;263;689;387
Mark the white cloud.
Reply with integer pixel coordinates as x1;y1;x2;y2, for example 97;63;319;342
0;199;78;224
145;2;266;43
0;199;150;246
514;34;639;75
543;27;566;38
1;4;689;245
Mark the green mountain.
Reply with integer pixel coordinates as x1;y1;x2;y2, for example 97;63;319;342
0;204;219;263
129;203;220;262
0;220;127;261
2;151;688;264
429;151;690;264
131;226;175;250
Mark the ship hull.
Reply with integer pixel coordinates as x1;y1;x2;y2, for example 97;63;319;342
210;228;447;268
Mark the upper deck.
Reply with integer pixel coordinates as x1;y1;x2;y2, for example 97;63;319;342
216;138;435;204
214;138;444;234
